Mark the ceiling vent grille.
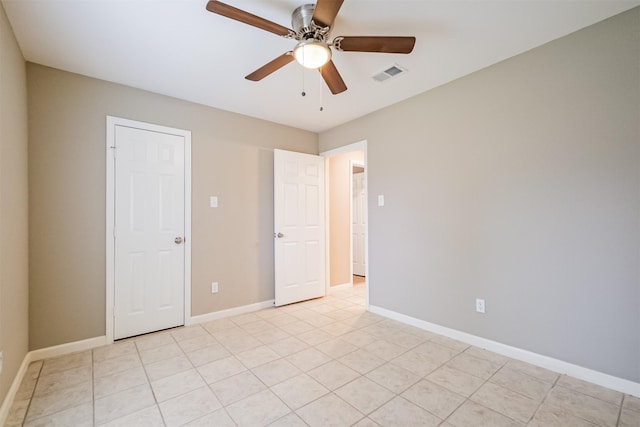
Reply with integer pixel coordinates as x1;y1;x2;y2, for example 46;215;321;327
372;64;407;82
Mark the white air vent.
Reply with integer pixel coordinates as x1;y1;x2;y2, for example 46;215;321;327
372;64;407;83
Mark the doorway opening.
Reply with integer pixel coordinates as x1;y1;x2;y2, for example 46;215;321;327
321;141;368;307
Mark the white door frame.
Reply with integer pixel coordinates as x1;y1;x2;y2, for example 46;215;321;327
320;140;369;308
350;159;365;280
105;116;192;344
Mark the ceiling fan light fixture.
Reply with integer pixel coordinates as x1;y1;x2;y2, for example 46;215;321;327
293;39;331;69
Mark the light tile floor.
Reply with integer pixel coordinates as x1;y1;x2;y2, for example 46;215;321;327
6;284;640;426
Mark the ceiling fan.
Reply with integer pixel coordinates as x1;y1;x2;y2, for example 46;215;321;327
205;0;416;95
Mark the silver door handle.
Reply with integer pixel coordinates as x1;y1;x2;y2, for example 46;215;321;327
275;232;284;238
175;236;183;244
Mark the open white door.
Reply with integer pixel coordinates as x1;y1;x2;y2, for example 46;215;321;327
113;124;186;339
274;149;325;306
352;171;366;276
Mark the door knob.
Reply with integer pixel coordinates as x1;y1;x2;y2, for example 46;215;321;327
275;232;284;238
174;236;183;244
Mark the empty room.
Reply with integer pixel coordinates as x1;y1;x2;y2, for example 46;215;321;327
0;0;639;426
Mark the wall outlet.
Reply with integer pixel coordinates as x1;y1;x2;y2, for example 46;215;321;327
476;298;486;313
211;282;219;293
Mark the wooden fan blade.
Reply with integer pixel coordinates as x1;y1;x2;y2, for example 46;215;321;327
245;52;295;81
319;60;347;94
334;36;416;53
312;0;344;28
206;0;294;37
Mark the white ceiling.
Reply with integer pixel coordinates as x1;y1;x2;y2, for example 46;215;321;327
3;0;638;133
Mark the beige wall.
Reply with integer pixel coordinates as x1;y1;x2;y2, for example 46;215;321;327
320;8;640;381
329;151;364;286
27;64;317;350
0;3;29;404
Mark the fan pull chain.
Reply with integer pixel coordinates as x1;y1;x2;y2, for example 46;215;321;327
301;67;306;97
319;72;324;112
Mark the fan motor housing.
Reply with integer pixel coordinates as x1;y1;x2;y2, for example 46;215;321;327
292;4;318;38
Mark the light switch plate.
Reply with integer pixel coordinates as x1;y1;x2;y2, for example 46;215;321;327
210;196;218;208
378;195;385;206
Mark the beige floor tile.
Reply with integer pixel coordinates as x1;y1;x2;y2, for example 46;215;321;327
150;368;206;403
366;362;421;394
489;366;552;401
505;359;559;384
241;319;274;335
236;344;281;368
619;407;640;427
427;365;485;397
315;338;359;359
297;329;335;346
197;355;246;384
402;379;465;419
447;400;524;427
135;332;175;351
380;330;426;350
93;341;137;362
210;371;267;406
93;352;142;379
139;342;184;365
222;334;263;354
177;334;218;353
413;341;460;365
186;342;231;366
159;386;222;427
624;394;640;412
307;360;361;390
528;404;600;427
280;320;315;335
23;402;93;427
211;326;250;343
339;348;385;374
369;396;441;427
335;376;395;415
94;383;156;425
203;318;238;334
40;351;92;377
267;412;308;426
182;408;236;427
171;325;208;342
26;380;93;421
268;336;310;357
471;382;540;424
446;353;501;380
544;386;620;427
5;398;30;427
254;327;291;345
286;347;333;371
390;349;440;377
94;366;148;399
429;335;470;352
100;405;164;427
462;346;510;366
34;365;92;396
251;358;302;387
341;330;379;347
144;354;193;381
230;312;262;325
226;389;291;426
304;313;337;327
271;373;329;409
363;340;407;361
352;417;381;427
556;375;623;405
296;393;364;427
320;321;355;337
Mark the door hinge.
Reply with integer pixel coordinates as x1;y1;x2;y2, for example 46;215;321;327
109;146;116;158
113;227;117;238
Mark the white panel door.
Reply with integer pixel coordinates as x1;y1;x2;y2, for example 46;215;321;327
352;172;366;276
114;125;185;339
274;149;325;306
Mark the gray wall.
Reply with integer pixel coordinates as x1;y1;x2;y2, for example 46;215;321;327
0;2;29;403
320;8;640;382
27;64;317;350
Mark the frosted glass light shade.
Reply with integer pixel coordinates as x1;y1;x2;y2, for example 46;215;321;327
293;40;331;69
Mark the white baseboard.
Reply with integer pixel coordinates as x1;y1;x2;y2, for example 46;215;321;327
369;304;640;398
0;335;107;426
188;300;275;325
